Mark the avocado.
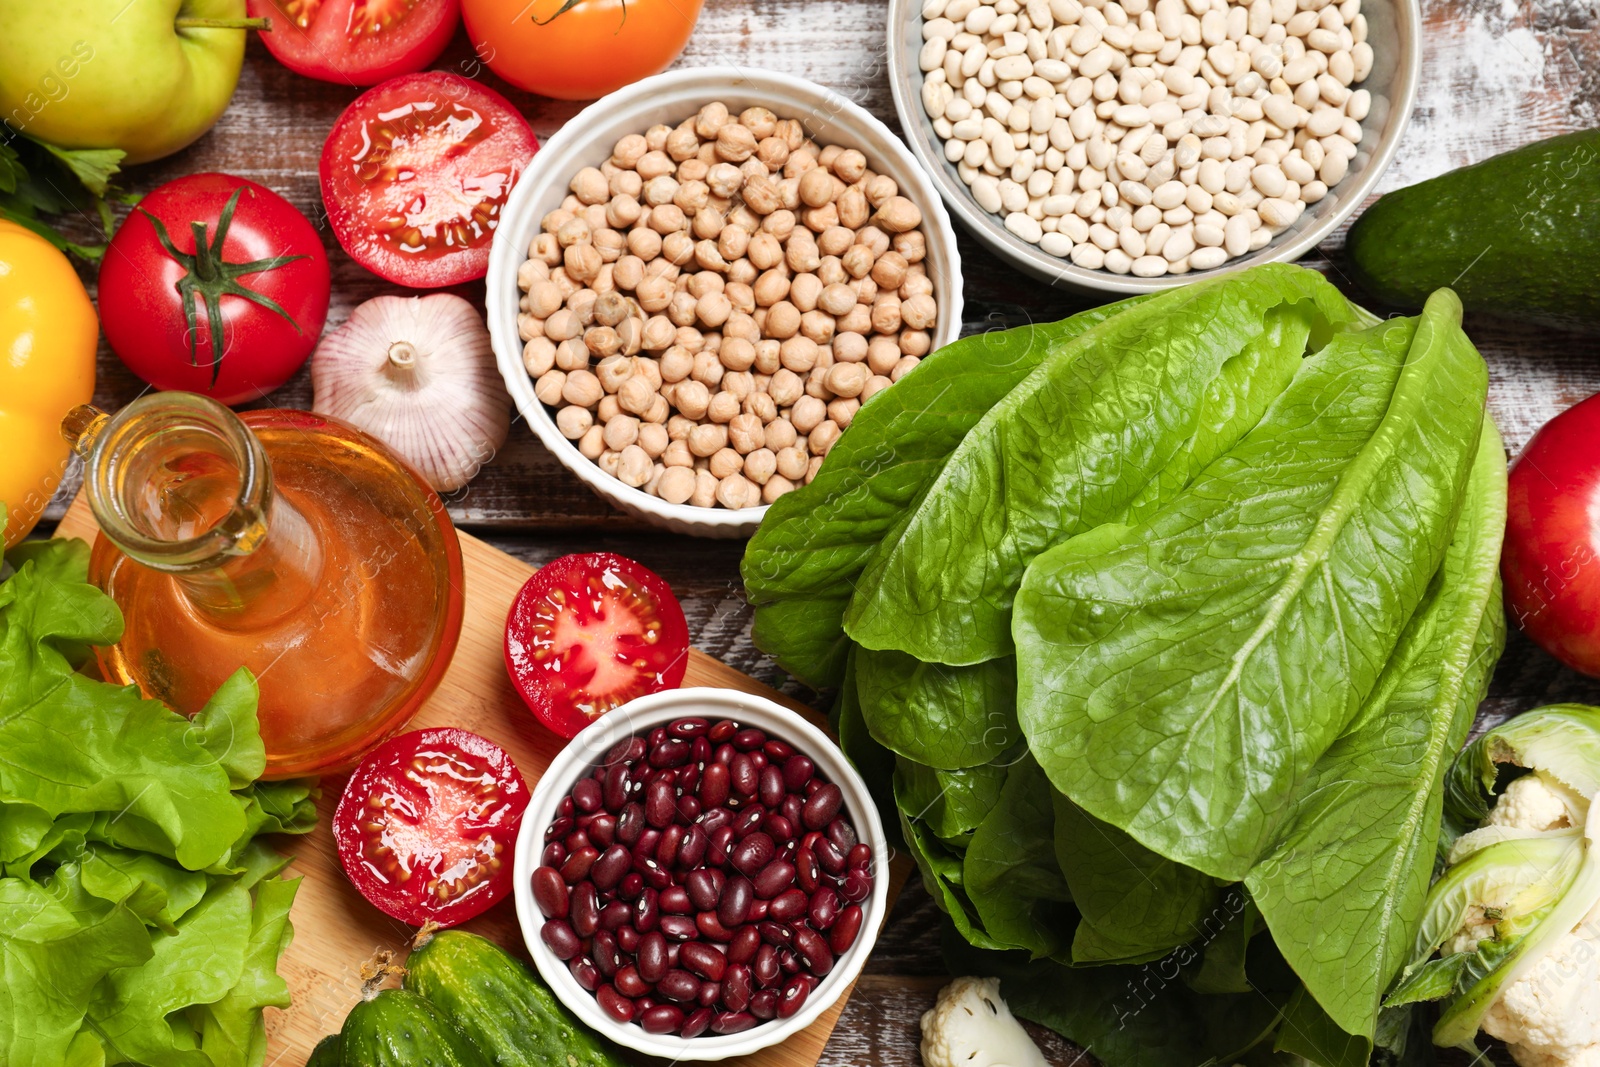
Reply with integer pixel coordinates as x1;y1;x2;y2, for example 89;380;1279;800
1346;129;1600;331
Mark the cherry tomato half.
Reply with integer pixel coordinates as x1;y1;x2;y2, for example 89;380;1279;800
248;0;460;85
319;71;538;288
98;173;330;406
461;0;705;101
1504;391;1600;677
334;728;529;927
505;553;690;738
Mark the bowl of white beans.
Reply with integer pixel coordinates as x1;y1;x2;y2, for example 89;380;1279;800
885;0;1420;291
487;67;964;538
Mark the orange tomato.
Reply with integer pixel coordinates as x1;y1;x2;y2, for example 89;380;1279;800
461;0;705;100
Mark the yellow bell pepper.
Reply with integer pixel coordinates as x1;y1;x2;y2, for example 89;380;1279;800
0;220;98;547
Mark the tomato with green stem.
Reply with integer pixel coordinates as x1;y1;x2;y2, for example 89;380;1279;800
98;173;330;406
505;553;690;738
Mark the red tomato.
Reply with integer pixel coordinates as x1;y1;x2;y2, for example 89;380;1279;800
320;72;538;288
247;0;460;85
461;0;704;101
1504;391;1600;677
505;553;690;738
99;173;330;406
334;728;529;927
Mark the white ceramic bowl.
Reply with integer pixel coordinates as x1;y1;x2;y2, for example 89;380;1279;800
488;68;965;539
884;0;1421;293
512;687;892;1061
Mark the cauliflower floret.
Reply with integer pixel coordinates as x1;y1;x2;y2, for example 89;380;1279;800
920;977;1049;1067
1478;899;1600;1067
1488;773;1584;832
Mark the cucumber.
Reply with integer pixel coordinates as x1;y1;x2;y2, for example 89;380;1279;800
339;989;491;1067
307;1035;342;1067
404;930;625;1067
1346;129;1600;330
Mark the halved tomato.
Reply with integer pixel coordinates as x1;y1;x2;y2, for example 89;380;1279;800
248;0;461;85
505;553;690;738
333;728;528;927
319;71;538;288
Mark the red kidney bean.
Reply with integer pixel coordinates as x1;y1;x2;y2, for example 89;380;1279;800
691;735;712;763
541;919;581;960
847;842;872;870
793;927;834;976
617;925;641;953
712;1011;758;1034
652;738;691;767
749;898;770;921
640;1004;686;1034
809;886;840;930
685;868;720;912
729;753;758;797
676;793;701;823
732;807;765;841
532;866;569;918
657;968;700;1002
730;832;775;876
814;836;846;875
645;777;676;828
754;943;780;988
616;803;645;846
804;778;823;797
795;846;819;893
588;813;617;848
603;763;630;812
655;824;684;868
721;963;753;1013
748;750;768;771
558;795;574;817
634;887;660;933
750;989;779;1019
728;924;761;965
840;868;872;903
769;888;807;923
781;793;804;828
571;883;600;938
698;762;730;808
572;777;603;813
709;825;735;867
596;984;636;1023
696;980;719;1007
718;876;754;927
590;845;630;890
615;963;650;998
709;719;738;743
637;931;669;983
670;716;709;739
764;738;794;760
778;947;800;975
700;806;734;835
764;813;795;844
830;904;863;954
541;841;566;868
600;900;631;931
827;817;857;852
603;735;647;767
802;783;843;830
732;727;766;751
659;915;698;941
592;930;621;977
696;911;734;942
660;885;692;914
714;741;735;765
639;859;673;892
560;846;598;884
619;872;645;900
681;941;728;981
545;815;573;842
677;824;709;870
758;920;793;946
568;955;600;991
777;976;812;1019
564;829;591;854
753;860;796;899
681;1006;714;1038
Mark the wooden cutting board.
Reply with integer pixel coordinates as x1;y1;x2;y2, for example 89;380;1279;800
56;495;903;1067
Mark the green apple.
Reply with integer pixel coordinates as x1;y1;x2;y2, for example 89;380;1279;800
0;0;261;164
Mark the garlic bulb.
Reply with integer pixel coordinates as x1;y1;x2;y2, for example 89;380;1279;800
311;295;510;493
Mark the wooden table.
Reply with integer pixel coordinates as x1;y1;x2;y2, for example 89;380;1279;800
37;0;1600;1062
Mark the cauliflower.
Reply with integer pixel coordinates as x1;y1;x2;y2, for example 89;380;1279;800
920;976;1050;1067
1487;773;1586;833
1480;899;1600;1067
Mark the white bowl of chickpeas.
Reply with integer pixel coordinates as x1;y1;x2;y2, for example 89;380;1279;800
486;68;964;538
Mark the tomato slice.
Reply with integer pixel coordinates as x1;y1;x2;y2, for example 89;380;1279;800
320;72;538;288
505;553;690;738
247;0;460;85
333;728;528;927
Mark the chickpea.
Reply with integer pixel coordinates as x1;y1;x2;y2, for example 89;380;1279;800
861;374;893;402
707;162;744;199
717;473;758;509
725;283;756;316
818;283;858;317
614;376;653;416
827;396;861;428
838;304;873;335
892;230;927;263
871;294;903;335
742;174;783;215
890;355;921;382
531;232;561;265
523;337;557;376
674;379;712;420
627;228;664;260
598;395;622;423
613;445;650;487
727;412;766;454
855;225;891;257
612;133;649;168
603;415;640;451
688;422;728;458
766;301;802;339
816;256;847;288
767;367;804;407
663;439;694;468
867;336;902;375
555;404;592;439
697;291;733;328
756;137;790;169
674;179;710;214
677;157;710;183
717;225;751;263
762;474;795;503
657;466;697;504
779;336;820;374
790;395;827;434
579;424;606;460
743;447;777;486
706;390;740;423
572;167;609;205
665;125;700;162
785;232;821;274
775;445;808;481
596;355;634;393
665;289;697;328
691;349;724;388
748;232;784;271
689;468;719;508
825;362;870;399
900;330;932;357
706;447;741;480
753;269;791;307
542;208;574;235
753;339;782;375
762;209;797;239
743;390;778;423
716;123;758;162
637;422;669;457
802;202;839;233
817;225;855;258
836;186;870;229
717;337;755;372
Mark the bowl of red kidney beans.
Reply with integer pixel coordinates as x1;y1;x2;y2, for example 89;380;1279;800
513;686;890;1060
